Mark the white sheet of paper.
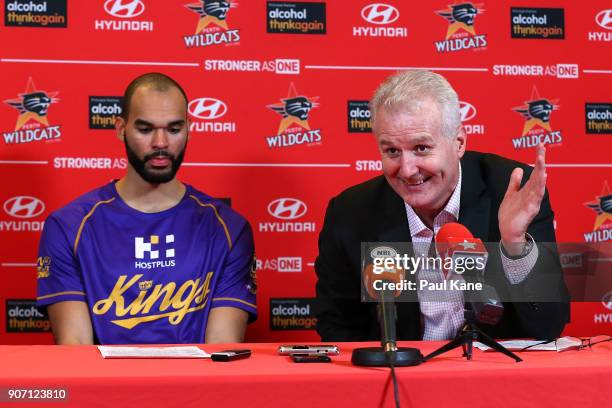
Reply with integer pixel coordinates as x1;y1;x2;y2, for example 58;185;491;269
473;337;581;352
98;346;210;359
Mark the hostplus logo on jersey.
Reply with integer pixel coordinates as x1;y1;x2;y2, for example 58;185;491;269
89;96;122;130
134;234;176;269
583;181;612;243
183;0;240;48
511;87;562;149
353;3;407;38
94;0;154;32
588;9;612;42
259;198;315;233
266;83;321;149
188;97;236;133
2;78;61;145
434;2;487;52
1;196;45;232
459;101;484;135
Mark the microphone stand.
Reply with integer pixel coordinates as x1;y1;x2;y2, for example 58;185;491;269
351;289;423;367
422;305;522;362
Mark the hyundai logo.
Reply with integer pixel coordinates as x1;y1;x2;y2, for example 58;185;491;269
267;198;307;220
596;10;612;30
188;98;228;120
603;292;612;310
361;3;400;25
459;101;477;122
3;196;45;219
104;0;145;19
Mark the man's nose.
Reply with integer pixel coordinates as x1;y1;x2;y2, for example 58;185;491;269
398;153;419;179
151;128;169;149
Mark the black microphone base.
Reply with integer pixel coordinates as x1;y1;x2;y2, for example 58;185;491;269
351;347;423;367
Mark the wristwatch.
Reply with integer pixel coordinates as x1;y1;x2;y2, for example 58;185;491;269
502;234;534;260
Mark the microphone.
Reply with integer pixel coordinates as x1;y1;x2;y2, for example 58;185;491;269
435;223;503;326
352;257;423;368
435;222;488;276
363;262;404;352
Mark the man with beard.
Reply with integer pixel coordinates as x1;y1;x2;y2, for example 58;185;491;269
37;73;256;345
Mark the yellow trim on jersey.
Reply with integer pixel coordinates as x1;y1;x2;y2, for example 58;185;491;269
37;291;86;301
212;297;257;309
189;195;233;250
73;197;116;255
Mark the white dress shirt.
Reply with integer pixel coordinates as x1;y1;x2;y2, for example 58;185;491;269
403;165;539;340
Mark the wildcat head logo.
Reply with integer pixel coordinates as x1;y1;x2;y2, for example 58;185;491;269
267;83;320;134
186;0;235;32
270;96;313;121
265;83;322;149
436;2;483;39
510;86;562;149
513;87;559;135
4;78;59;131
434;2;487;52
585;181;612;232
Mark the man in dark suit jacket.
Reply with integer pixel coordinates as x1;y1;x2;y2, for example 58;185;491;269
315;70;569;342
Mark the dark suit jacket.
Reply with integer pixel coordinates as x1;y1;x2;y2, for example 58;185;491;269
315;151;570;341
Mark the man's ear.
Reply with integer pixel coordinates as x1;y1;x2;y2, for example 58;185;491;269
455;126;467;158
115;117;126;143
186;117;191;140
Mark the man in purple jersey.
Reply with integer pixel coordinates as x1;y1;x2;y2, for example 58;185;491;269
36;73;257;344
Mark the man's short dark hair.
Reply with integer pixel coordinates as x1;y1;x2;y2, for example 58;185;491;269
120;72;189;120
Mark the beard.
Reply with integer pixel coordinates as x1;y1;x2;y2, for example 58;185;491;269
124;137;187;184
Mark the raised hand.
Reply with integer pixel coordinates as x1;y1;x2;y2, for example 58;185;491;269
498;143;547;256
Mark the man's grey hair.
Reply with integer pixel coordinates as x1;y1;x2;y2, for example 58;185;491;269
369;70;461;138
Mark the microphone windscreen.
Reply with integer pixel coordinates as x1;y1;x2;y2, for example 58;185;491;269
435;222;473;244
363;263;404;299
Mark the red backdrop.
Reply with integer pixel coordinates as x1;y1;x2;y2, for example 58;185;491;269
1;0;611;344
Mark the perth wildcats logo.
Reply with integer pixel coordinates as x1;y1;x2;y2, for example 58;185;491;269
183;0;240;47
2;78;62;146
511;86;562;150
583;181;612;243
434;2;487;52
265;83;321;149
